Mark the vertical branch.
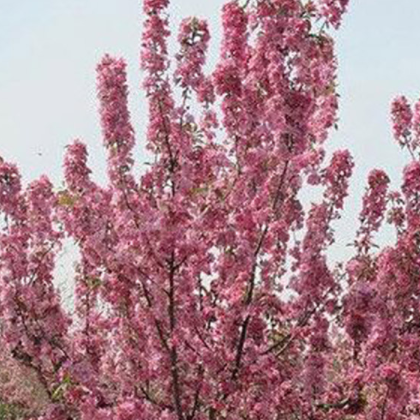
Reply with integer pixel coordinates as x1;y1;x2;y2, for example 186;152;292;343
168;253;185;420
231;161;290;380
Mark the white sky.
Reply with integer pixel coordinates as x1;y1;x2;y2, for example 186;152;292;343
1;0;420;263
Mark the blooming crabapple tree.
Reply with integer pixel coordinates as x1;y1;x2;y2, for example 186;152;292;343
1;0;420;419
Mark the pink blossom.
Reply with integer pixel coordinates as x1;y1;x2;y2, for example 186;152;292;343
318;0;350;29
391;95;413;146
5;0;420;419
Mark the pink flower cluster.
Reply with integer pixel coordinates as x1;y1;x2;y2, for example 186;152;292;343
318;0;350;29
391;96;413;144
3;0;420;419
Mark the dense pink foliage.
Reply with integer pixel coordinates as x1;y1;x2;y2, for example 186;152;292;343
1;1;420;419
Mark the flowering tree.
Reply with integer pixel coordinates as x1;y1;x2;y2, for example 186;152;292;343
1;0;420;419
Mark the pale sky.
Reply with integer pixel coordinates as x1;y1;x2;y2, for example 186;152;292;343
1;0;420;263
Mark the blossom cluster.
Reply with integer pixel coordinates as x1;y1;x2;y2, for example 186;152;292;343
2;0;420;419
